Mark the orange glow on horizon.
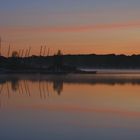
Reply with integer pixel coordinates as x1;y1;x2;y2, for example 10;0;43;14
0;21;140;56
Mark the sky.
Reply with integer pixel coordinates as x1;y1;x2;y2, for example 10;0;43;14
0;0;140;56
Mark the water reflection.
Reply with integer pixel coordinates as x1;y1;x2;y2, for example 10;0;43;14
1;74;140;97
0;76;64;102
1;74;140;139
53;79;63;95
0;73;140;102
11;78;19;92
0;74;140;107
2;74;140;85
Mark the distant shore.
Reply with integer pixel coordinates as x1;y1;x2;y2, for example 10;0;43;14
1;54;140;69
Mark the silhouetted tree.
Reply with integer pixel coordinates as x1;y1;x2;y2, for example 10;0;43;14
12;51;19;58
53;80;63;95
53;50;63;71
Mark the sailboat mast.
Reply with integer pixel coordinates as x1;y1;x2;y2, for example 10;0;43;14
0;37;1;56
40;46;43;56
7;44;11;57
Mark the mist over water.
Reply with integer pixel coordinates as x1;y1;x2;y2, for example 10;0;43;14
0;73;140;140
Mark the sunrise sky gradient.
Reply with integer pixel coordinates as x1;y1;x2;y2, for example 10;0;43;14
0;0;140;56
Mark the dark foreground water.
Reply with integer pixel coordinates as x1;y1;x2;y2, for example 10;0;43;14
0;74;140;140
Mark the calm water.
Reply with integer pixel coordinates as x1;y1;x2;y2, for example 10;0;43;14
0;74;140;140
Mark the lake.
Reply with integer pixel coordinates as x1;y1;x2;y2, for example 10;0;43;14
0;73;140;140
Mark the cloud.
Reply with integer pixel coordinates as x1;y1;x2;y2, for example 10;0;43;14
47;22;140;32
0;21;140;34
18;103;140;117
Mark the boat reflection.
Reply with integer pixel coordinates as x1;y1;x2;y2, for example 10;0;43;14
0;76;64;101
